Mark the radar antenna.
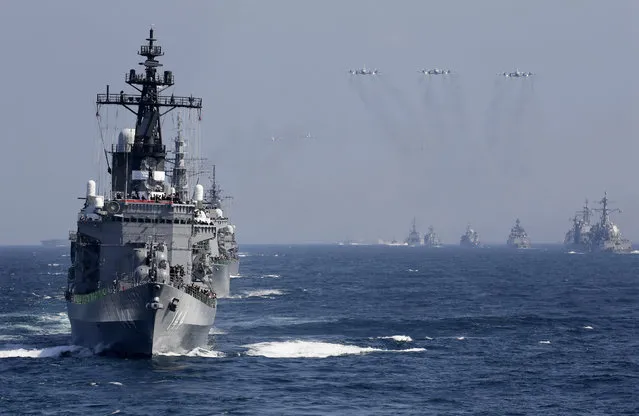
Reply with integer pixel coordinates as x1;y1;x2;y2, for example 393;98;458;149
95;28;203;197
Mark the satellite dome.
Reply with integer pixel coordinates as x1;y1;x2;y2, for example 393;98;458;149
117;128;136;151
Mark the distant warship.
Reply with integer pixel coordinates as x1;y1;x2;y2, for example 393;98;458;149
405;219;422;246
206;165;239;292
564;194;631;253
589;193;632;253
506;219;531;249
423;226;442;248
66;29;223;356
564;199;592;251
41;239;67;248
460;224;481;248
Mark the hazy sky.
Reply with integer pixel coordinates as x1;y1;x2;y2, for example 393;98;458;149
0;0;636;244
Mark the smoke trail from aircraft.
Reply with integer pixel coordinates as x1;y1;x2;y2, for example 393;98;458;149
444;75;469;140
348;77;426;158
417;75;468;147
485;76;539;179
348;77;400;140
418;77;447;143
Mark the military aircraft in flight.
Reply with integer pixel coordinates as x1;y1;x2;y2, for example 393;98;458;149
498;69;534;78
349;68;379;75
419;68;451;75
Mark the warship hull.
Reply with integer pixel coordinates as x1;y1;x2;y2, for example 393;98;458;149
507;240;530;249
211;263;230;298
229;259;240;277
592;240;632;253
565;243;589;252
67;283;216;356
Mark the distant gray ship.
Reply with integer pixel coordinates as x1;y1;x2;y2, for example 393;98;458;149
460;224;481;248
41;239;67;248
564;194;631;253
423;226;442;248
66;29;222;356
405;219;421;246
589;193;632;253
506;219;531;249
564;199;592;252
205;165;238;294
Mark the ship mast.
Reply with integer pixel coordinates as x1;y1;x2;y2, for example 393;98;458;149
206;165;233;210
582;199;590;224
96;28;203;197
594;192;620;226
172;114;189;202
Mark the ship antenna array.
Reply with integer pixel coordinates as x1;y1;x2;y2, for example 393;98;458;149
95;28;203;159
593;192;620;224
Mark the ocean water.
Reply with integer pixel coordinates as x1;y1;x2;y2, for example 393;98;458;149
0;245;637;415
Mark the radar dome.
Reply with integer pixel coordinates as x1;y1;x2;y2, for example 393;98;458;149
86;180;96;197
194;184;204;202
117;128;136;151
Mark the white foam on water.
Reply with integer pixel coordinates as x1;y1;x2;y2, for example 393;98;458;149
583;325;594;330
230;274;242;279
260;274;280;278
238;253;250;258
376;335;413;342
456;336;466;341
209;327;227;335
539;340;551;344
38;312;71;335
243;340;425;358
407;269;419;272
108;382;123;386
157;347;225;358
424;336;434;340
0;345;88;358
228;289;284;299
0;335;23;342
630;250;639;254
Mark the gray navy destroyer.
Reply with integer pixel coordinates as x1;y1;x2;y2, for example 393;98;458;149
564;199;592;252
65;29;225;356
405;218;421;246
206;165;239;293
460;224;481;248
564;193;631;253
423;226;442;248
506;219;531;249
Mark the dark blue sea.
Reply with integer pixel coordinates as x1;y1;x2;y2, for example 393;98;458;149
0;245;637;415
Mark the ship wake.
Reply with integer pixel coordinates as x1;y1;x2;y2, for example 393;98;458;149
0;345;92;359
243;340;425;358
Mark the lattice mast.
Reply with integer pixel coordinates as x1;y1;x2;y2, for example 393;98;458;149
96;28;202;197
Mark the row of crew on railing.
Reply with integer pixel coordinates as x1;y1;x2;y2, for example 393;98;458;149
66;282;216;306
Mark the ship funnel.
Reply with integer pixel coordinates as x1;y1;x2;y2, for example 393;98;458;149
86;180;96;197
194;184;204;202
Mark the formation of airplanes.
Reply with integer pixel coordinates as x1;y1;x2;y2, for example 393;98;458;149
349;68;379;76
419;68;451;75
498;70;534;78
348;67;534;77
